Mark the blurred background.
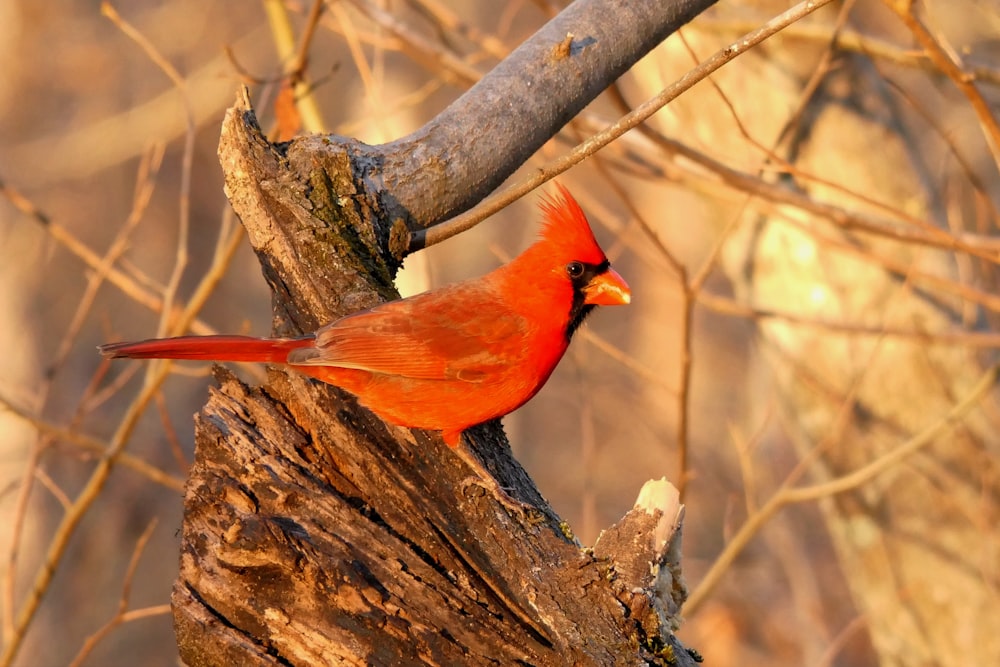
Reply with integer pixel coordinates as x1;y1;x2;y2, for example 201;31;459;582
2;0;998;665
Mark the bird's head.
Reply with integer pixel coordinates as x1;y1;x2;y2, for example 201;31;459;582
519;183;631;339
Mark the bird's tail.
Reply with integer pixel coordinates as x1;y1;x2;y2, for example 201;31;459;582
98;334;314;363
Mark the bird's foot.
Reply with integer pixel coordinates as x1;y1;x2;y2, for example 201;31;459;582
460;475;538;519
453;440;545;520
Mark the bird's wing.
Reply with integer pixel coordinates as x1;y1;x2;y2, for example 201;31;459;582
287;282;528;382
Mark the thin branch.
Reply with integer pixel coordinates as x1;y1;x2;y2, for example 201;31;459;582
412;0;839;249
685;362;998;614
0;188;246;667
67;520;165;667
299;0;721;232
729;407;776;517
100;2;197;343
693;16;1000;87
0;397;185;492
406;0;510;61
263;0;327;133
290;0;327;85
347;0;482;87
0;360;174;667
635;122;1000;263
155;392;190;475
814;613;870;667
695;289;1000;348
885;0;1000;167
0;178;50;225
331;2;393;140
3;115;226;341
49;144;164;375
878;75;1000;228
580;329;675;395
1;148;162;647
588;158;696;497
32;468;71;513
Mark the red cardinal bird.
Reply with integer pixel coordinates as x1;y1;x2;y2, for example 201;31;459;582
100;185;630;448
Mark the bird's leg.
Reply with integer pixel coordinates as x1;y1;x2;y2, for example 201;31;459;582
453;442;535;518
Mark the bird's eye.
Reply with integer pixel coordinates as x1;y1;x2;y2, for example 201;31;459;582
566;261;584;279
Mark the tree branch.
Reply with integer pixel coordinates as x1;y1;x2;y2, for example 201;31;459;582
293;0;716;242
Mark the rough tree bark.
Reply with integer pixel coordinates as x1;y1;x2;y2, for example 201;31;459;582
171;0;716;664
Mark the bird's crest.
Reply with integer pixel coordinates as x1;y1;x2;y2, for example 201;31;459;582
537;183;607;264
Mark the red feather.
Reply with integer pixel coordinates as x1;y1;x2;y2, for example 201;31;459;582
100;186;630;446
537;182;607;265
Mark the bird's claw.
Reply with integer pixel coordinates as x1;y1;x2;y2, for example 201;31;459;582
460;475;538;519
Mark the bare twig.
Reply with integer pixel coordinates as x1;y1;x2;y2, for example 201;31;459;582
67;520;167;667
406;0;510;61
2;105;226;341
695;289;1000;348
0;361;172;666
0;158;246;667
331;2;392;140
32;469;71;513
814;613;870;667
0;146;162;648
100;2;196;344
154;392;190;475
50;144;165;375
347;0;482;87
634;122;1000;263
587;159;696;498
685;362;999;614
885;0;1000;167
693;16;1000;87
412;0;838;249
263;0;327;133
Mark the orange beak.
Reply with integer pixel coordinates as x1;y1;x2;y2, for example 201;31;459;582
583;267;631;306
